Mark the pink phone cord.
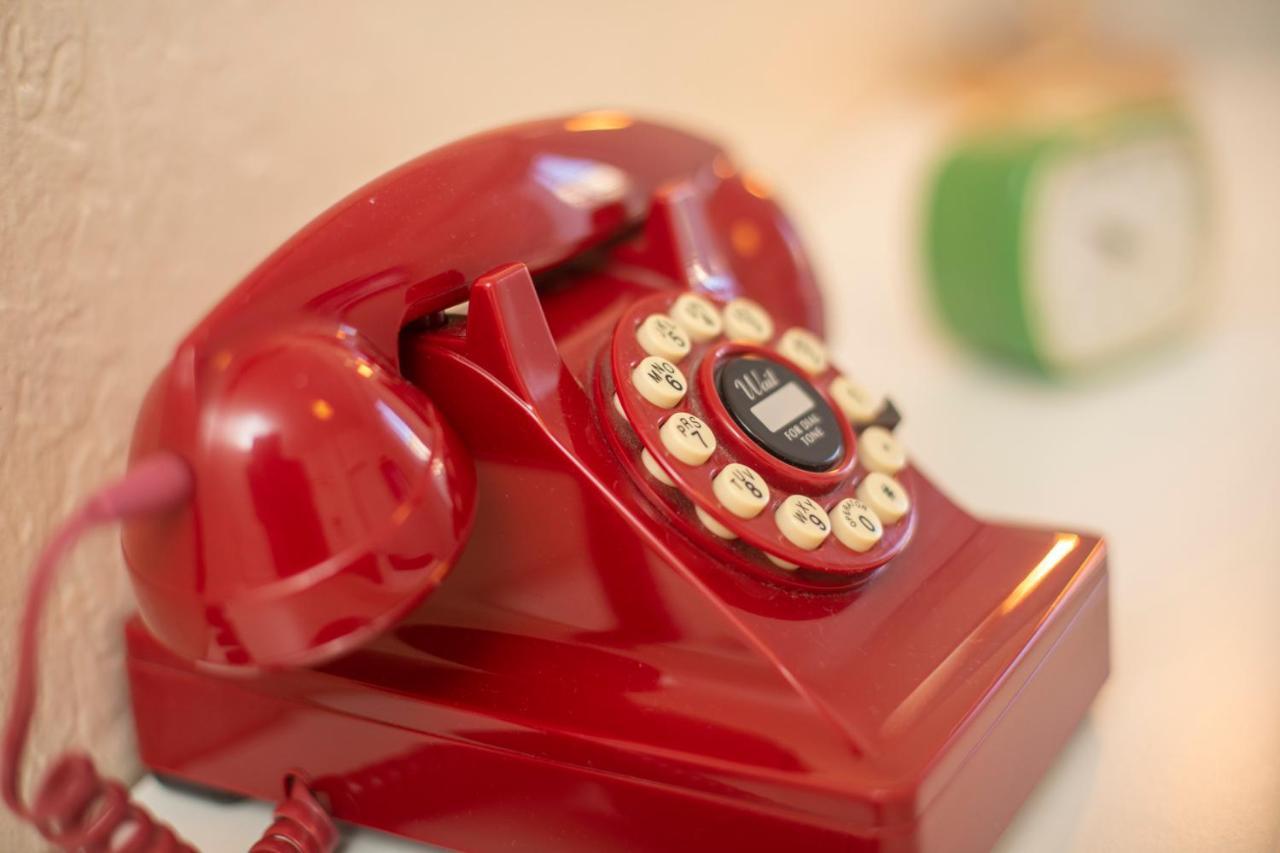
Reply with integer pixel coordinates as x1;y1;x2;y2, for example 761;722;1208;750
1;453;338;853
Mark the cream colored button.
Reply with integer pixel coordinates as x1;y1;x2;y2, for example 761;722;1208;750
723;298;774;343
659;412;716;465
636;314;691;362
831;498;884;553
695;506;737;539
641;448;676;486
858;426;906;474
856;472;910;524
712;463;770;519
631;356;688;409
777;327;828;375
612;393;626;418
774;495;831;550
829;375;882;425
765;553;799;570
671;293;723;342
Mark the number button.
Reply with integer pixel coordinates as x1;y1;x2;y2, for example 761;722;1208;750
712;463;770;519
858;426;906;474
631;356;688;409
723;298;775;343
777;328;828;375
831;498;884;552
829;375;883;425
636;314;692;362
671;293;723;342
659;412;717;465
856;472;910;524
775;495;831;550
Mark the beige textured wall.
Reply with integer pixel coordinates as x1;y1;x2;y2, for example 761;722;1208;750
0;1;915;847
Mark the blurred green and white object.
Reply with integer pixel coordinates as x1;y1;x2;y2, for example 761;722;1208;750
924;52;1208;375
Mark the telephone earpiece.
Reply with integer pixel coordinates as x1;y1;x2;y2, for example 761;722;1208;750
123;329;477;670
121;114;727;670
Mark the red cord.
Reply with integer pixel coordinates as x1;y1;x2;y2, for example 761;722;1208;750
1;454;339;852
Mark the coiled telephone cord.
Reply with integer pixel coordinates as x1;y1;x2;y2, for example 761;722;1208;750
1;454;339;853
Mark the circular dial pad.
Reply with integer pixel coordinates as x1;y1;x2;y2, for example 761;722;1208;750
602;290;916;587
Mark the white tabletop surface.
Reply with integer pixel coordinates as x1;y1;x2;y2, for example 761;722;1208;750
135;60;1280;853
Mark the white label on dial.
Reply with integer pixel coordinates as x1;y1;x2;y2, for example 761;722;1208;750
749;382;815;432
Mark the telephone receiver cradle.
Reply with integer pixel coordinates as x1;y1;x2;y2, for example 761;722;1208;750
123;114;1110;852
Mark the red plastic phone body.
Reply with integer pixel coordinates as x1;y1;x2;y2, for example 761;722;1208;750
123;114;1109;851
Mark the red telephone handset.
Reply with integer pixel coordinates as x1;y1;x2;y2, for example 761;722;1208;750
10;113;1110;852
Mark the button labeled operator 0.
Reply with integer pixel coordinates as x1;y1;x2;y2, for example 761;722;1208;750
858;426;906;474
775;494;831;550
671;293;723;342
856;471;910;524
831;498;884;552
631;356;688;408
636;314;691;362
829;375;882;425
777;327;828;375
712;463;770;519
723;298;774;343
659;412;717;465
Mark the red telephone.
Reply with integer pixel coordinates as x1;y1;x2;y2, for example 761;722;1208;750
29;113;1112;851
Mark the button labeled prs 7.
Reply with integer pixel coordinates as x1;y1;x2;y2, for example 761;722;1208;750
659;412;717;465
636;314;691;362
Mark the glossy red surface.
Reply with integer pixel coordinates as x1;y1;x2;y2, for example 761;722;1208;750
123;113;1110;851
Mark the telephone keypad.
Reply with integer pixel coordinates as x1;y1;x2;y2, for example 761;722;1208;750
722;298;774;343
856;472;910;524
671;293;723;342
775;495;832;550
637;314;692;362
605;289;917;586
831;498;884;552
660;412;717;465
632;356;688;408
777;327;829;375
829;375;882;426
712;463;771;519
858;426;906;475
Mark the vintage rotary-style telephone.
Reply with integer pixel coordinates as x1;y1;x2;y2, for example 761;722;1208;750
5;113;1109;852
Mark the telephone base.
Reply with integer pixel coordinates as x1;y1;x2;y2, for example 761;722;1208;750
124;542;1107;852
